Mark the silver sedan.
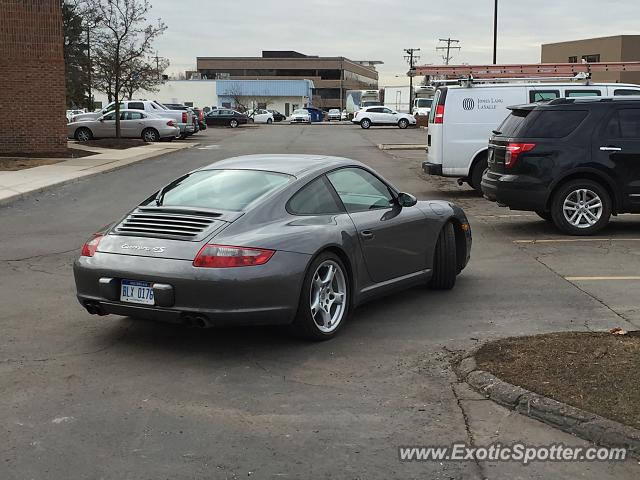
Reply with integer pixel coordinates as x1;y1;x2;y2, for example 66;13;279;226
68;109;180;142
74;155;472;340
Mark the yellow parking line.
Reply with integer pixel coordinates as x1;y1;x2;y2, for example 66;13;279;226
565;276;640;281
514;238;640;244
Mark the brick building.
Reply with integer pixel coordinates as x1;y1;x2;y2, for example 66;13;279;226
0;0;67;155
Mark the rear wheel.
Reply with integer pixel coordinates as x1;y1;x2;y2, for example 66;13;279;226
551;179;611;235
141;128;159;142
428;222;457;290
229;119;239;128
360;118;371;129
74;127;92;142
469;154;489;195
291;252;349;341
267;118;273;124
398;118;409;129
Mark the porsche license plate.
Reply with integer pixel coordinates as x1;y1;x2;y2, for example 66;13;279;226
120;280;154;305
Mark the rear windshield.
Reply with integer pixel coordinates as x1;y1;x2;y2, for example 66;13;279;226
522;110;588;138
416;98;432;108
496;109;531;136
158;170;293;211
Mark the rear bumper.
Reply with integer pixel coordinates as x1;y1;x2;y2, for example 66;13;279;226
74;250;311;326
422;161;443;176
481;171;549;211
178;123;196;134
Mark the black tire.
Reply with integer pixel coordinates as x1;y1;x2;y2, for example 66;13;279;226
428;222;457;290
536;211;553;222
360;118;371;129
550;179;612;236
267;118;273;124
141;128;160;142
398;118;409;129
290;252;350;341
469;154;489;195
229;119;239;128
74;127;92;142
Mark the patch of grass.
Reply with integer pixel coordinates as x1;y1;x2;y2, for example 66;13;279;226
476;331;640;429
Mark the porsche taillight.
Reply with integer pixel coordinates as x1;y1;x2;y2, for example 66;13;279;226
193;244;275;268
81;233;104;257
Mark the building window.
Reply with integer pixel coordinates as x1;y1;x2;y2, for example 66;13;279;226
568;56;578;63
313;88;341;99
257;103;267;109
581;54;600;63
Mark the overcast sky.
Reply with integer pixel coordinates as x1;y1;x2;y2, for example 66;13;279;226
149;0;639;86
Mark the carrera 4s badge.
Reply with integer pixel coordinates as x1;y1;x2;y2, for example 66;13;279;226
121;243;166;253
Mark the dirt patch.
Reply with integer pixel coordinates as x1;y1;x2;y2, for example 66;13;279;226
81;139;149;149
476;331;640;429
0;148;94;160
0;158;64;171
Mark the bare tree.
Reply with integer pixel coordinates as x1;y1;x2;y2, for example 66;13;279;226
90;0;166;137
226;82;276;114
122;55;170;100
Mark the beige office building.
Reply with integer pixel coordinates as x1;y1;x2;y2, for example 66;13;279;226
541;35;640;84
196;51;380;109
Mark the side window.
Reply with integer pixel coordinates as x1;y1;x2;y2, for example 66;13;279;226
382;108;394;114
287;177;344;215
327;168;394;213
566;90;601;98
614;89;640;96
102;112;116;121
124;111;143;120
128;102;144;110
184;102;194;107
524;110;587;138
368;107;384;113
207;110;219;116
606;109;640;139
529;90;559;103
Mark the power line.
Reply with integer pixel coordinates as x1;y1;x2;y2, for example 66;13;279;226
436;38;461;65
404;48;420;113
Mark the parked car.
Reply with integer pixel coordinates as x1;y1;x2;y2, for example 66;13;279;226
328;109;341;121
192;107;206;130
204;108;249;128
352;106;416;129
162;103;201;134
482;97;640;235
66;109;85;122
424;82;640;194
268;110;287;122
74;154;471;340
68;109;180;142
71;100;195;138
248;109;275;124
290;109;311;124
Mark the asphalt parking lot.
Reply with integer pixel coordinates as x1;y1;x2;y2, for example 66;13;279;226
2;124;639;479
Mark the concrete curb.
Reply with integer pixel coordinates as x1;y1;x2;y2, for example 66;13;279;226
0;142;196;207
461;350;640;458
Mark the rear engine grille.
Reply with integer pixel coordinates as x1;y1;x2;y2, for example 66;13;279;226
113;208;219;240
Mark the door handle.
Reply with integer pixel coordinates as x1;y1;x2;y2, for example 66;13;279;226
600;146;622;152
360;230;375;240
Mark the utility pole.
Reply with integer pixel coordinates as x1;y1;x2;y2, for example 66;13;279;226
436;38;461;65
492;0;498;64
404;48;420;114
154;51;166;81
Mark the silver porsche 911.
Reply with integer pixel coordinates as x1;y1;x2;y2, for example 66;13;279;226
74;155;472;340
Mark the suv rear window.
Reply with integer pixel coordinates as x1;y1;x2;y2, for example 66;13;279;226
523;110;587;138
496;109;530;136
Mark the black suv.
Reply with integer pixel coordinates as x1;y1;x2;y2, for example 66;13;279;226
482;97;640;235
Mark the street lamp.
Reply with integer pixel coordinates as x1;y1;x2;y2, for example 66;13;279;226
492;0;498;64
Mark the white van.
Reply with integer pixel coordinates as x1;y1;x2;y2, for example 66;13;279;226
423;82;640;193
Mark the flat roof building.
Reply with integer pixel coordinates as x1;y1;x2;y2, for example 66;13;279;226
197;51;380;110
541;35;640;84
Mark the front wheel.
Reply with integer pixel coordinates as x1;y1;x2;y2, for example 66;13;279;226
551;179;612;235
398;118;409;129
229;119;239;128
74;127;92;142
141;128;160;142
267;118;273;124
360;118;371;129
291;253;349;341
428;222;457;290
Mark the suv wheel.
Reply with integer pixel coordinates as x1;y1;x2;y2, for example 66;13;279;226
360;118;371;129
551;179;612;235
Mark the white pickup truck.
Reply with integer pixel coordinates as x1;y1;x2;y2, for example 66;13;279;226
71;100;196;138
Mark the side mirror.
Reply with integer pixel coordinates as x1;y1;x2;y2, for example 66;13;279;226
397;192;417;207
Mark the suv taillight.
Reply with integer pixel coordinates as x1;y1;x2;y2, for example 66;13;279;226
505;143;536;169
434;104;445;124
181;112;187;123
193;244;275;268
166;120;175;127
